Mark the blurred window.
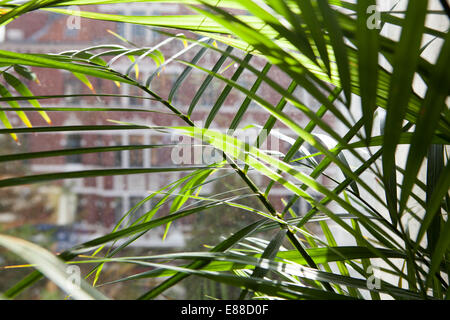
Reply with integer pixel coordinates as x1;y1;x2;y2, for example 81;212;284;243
129;135;144;167
66;134;82;163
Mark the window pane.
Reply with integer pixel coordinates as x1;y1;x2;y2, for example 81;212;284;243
113;197;123;223
66;134;82;163
64;77;82;105
113;135;123;167
129;135;144;167
129;196;146;223
131;11;146;43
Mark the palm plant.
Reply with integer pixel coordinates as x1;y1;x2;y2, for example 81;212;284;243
0;0;449;300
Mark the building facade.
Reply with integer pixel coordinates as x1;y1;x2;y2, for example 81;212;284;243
0;3;334;250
